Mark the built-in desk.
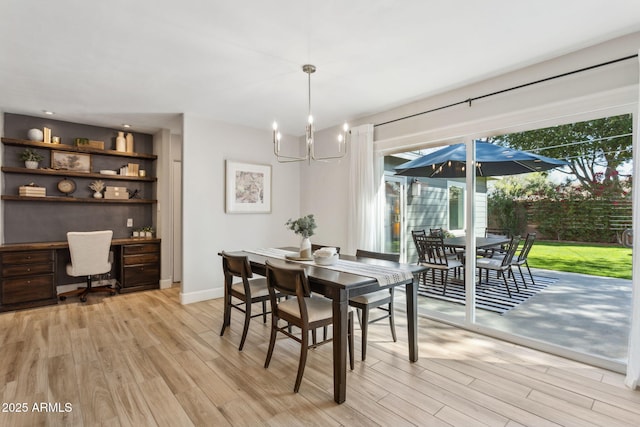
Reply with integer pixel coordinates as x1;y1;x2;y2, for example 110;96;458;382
0;238;160;312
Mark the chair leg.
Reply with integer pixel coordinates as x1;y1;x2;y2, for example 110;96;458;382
262;300;267;323
294;327;309;393
525;261;535;286
388;289;397;343
510;267;520;293
264;319;278;369
442;270;449;296
517;264;527;288
348;311;354;370
238;299;251;351
361;306;369;361
501;271;512;298
220;291;231;336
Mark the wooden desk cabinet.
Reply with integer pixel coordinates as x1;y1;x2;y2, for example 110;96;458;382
0;249;57;311
119;242;161;293
0;238;161;311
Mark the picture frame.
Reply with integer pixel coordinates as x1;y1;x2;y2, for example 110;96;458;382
51;150;92;173
225;160;271;213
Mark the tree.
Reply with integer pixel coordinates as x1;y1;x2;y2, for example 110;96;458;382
489;114;632;197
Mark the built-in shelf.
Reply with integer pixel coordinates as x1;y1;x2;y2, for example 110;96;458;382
1;137;158;160
1;195;156;204
1;166;157;182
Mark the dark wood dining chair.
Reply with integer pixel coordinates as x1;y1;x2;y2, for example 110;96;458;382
416;234;463;295
349;249;399;361
264;260;354;393
476;235;521;297
219;251;271;351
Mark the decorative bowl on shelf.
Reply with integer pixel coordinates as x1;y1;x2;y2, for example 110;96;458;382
99;170;117;175
27;128;44;141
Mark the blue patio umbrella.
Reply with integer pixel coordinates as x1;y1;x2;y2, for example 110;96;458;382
394;142;568;178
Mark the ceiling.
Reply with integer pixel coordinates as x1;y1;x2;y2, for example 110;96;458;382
2;1;640;135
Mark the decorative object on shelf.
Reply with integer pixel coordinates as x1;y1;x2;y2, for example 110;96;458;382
51;136;61;144
19;182;46;197
125;132;134;152
74;138;90;147
116;131;127;152
128;189;139;199
139;169;146;177
88;140;105;149
141;226;154;238
99;169;117;175
19;148;44;169
89;180;105;198
43;127;52;143
272;64;350;163
132;230;140;238
27;128;44;142
285;214;317;259
225;160;272;213
104;186;128;199
57;178;77;195
51;150;91;172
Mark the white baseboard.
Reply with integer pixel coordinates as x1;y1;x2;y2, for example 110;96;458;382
159;278;173;289
180;287;223;304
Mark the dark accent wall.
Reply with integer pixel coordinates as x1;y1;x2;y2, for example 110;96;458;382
2;113;156;243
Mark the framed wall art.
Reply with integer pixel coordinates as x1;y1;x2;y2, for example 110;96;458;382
225;160;271;213
51;150;92;173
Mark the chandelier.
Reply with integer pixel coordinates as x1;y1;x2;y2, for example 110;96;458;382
272;64;350;163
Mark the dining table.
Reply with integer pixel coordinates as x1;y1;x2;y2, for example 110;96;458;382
442;235;511;251
229;247;427;404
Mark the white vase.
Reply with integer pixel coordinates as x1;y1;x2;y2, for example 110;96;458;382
116;131;126;152
27;128;43;141
25;160;39;169
93;191;103;199
125;133;134;152
300;237;312;259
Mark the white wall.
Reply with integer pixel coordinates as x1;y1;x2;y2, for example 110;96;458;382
181;114;301;303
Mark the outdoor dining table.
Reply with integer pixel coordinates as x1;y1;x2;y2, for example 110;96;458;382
231;247;427;404
442;236;511;252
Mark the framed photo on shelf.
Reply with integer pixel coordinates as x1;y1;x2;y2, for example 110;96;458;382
51;150;91;173
225;160;271;213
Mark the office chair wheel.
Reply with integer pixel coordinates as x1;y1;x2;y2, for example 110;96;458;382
80;296;87;302
110;290;116;296
59;296;66;301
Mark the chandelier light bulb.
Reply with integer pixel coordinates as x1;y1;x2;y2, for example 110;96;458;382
308;115;314;125
272;122;278;131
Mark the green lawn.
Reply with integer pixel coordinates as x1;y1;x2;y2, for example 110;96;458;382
527;241;632;279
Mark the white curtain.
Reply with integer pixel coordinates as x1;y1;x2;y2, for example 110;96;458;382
347;124;382;254
625;53;640;390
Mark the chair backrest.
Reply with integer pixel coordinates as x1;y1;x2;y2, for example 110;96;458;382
429;228;444;237
412;230;427;262
311;244;341;254
355;249;400;262
485;227;509;238
221;251;253;280
265;260;311;322
500;235;521;266
518;233;536;260
67;230;113;277
415;235;451;267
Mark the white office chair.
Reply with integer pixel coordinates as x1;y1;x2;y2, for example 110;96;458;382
58;230;116;302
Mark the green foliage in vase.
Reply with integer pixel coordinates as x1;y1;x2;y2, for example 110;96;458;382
285;214;317;238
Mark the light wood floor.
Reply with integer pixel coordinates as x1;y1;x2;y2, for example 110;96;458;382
1;287;639;427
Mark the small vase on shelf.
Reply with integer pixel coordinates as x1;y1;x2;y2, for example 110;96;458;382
125;132;134;152
116;131;126;152
300;237;312;259
93;191;103;199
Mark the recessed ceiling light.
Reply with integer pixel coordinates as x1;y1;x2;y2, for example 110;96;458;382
43;110;54;115
122;124;131;128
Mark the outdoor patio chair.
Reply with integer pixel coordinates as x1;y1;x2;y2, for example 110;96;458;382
481;227;511;257
416;234;463;295
491;232;536;287
476;235;521;298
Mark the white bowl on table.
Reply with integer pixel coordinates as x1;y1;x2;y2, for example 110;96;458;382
313;247;339;266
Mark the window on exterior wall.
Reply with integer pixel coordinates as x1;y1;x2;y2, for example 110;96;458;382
448;183;465;232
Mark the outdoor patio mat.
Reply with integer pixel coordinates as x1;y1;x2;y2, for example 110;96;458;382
417;272;557;315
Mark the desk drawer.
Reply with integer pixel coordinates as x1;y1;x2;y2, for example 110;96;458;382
1;250;54;265
123;265;160;287
2;274;55;304
2;262;54;277
123;243;159;255
123;253;159;266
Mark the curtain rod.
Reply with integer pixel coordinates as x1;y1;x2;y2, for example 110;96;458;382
374;53;639;128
